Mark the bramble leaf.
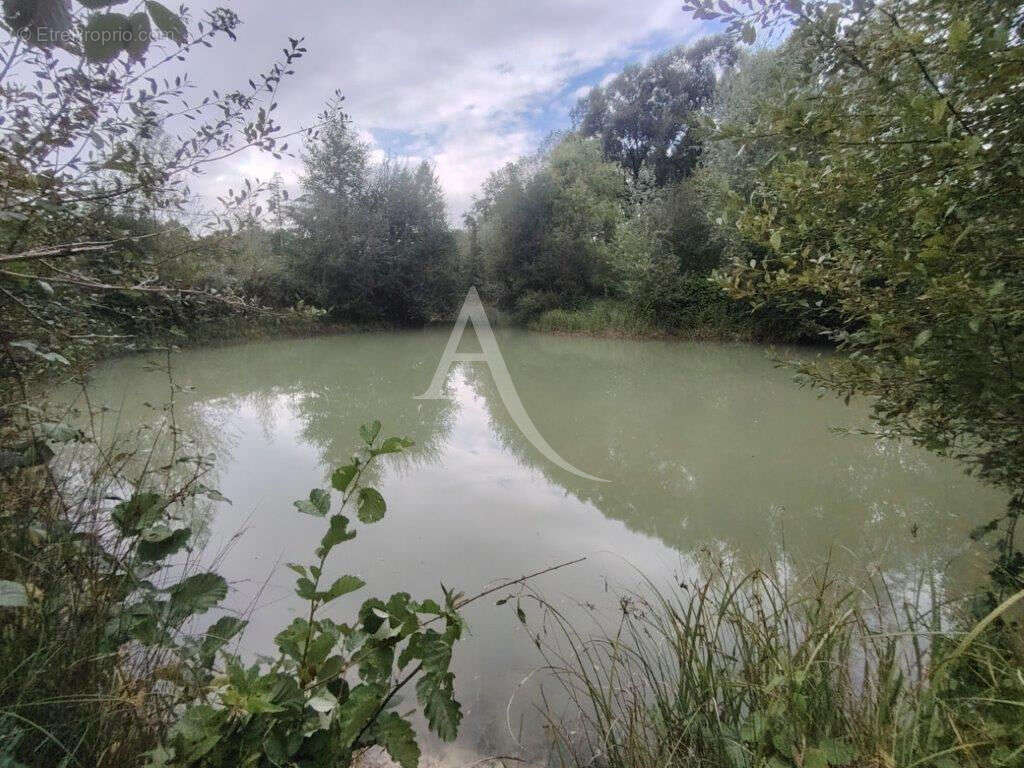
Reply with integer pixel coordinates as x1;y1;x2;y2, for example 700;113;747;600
372;436;414;456
359;420;381;445
319;575;366;604
331;463;358;492
318;514;356;557
374;712;420;768
336;682;386;745
138;526;191;561
112;492;166;536
416;669;461;741
295;487;330;517
199;616;247;665
357;487;386;523
168;573;227;621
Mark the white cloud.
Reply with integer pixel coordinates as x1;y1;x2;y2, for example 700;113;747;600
181;0;708;222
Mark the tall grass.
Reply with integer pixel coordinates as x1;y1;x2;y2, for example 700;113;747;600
526;559;1024;768
0;359;229;767
530;300;656;337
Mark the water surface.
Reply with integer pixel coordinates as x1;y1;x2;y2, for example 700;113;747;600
66;328;1006;763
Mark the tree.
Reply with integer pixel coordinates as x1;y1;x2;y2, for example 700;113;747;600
286;105;458;324
688;0;1024;595
0;0;310;373
474;137;626;316
572;36;737;184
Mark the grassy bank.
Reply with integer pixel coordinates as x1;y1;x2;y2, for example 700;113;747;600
526;294;815;344
528;560;1024;768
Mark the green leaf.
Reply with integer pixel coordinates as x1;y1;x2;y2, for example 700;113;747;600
414;598;442;615
140;524;174;542
274;618;310;661
200;616;247;664
372;436;415;456
318;514;356;556
336;683;386;746
0;580;28;607
319;574;366;603
168;573;227;621
307;690;338;714
294;487;330;517
78;0;131;7
144;0;186;44
374;712;421;768
416;670;461;741
112;492;166;536
126;11;151;60
165;704;224;764
357;487;386;524
331;462;358;492
295;577;317;600
359;420;381;445
83;13;130;63
285;563;308;578
137;526;191;562
741;23;756;44
317;654;346;683
913;328;932;348
263;725;302;766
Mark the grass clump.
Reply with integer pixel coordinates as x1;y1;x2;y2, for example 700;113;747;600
523;558;1024;768
530;300;655;337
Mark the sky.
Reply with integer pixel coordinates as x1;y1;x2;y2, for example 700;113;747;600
185;0;714;224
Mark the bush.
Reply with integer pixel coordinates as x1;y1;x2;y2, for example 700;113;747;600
530;299;652;336
0;393;466;767
0;376;236;767
511;290;564;324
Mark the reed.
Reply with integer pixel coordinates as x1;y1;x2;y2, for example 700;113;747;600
524;558;1024;768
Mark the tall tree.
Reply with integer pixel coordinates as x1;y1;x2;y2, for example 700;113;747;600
475;137;625;314
287;106;457;323
572;35;737;184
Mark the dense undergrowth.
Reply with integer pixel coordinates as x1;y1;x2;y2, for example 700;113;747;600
0;410;466;768
527;287;816;343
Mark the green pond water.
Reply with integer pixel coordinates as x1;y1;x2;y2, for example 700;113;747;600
63;328;1007;763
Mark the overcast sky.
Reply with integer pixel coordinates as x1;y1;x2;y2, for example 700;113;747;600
185;1;713;223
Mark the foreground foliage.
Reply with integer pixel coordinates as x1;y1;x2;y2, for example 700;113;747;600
0;363;239;766
0;415;465;768
151;421;464;768
525;560;1024;768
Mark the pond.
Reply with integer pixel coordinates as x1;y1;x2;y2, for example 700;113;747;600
64;328;1006;764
